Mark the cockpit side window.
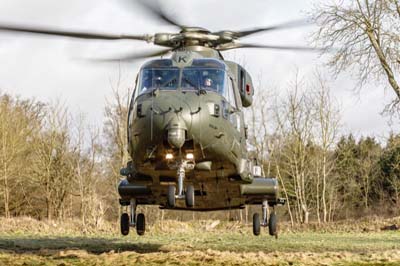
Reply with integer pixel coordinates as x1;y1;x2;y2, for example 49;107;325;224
138;67;179;95
224;76;237;108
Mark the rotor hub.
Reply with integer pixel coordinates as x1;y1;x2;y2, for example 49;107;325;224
180;27;210;34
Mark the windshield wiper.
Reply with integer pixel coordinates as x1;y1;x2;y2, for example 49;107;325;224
182;77;207;95
182;77;198;90
160;77;178;88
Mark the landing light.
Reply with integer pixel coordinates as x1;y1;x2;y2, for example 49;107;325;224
165;153;174;160
186;153;194;160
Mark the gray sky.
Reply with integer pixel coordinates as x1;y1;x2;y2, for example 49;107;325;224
0;0;398;141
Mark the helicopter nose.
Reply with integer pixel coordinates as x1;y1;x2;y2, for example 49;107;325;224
167;119;186;149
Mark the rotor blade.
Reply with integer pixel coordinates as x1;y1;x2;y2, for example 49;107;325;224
0;23;153;42
217;19;311;39
135;0;185;29
88;48;172;62
218;42;325;52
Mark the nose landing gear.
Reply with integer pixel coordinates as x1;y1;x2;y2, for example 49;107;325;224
167;160;195;208
252;200;278;237
120;198;146;236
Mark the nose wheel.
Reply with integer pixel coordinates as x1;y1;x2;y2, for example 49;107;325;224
185;184;195;207
167;185;176;207
120;198;146;236
252;200;278;237
167;184;195;208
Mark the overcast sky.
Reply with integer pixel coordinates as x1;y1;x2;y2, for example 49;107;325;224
0;0;398;141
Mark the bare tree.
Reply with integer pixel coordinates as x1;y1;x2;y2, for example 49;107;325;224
32;101;74;219
312;0;400;112
274;74;315;223
312;73;341;222
72;114;104;226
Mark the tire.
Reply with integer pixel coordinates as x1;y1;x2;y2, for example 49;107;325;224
253;213;261;236
136;213;145;236
120;213;130;236
167;185;176;208
268;212;277;236
185;185;195;207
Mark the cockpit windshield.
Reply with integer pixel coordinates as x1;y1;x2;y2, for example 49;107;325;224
136;58;229;98
138;68;180;95
181;68;225;93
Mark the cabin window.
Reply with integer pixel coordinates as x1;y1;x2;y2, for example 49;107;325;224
138;67;179;94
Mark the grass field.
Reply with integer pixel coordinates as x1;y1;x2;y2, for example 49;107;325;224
0;218;400;265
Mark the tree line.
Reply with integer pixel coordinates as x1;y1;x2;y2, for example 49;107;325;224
0;70;399;225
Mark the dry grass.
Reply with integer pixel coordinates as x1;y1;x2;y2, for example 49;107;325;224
2;249;400;266
0;217;400;265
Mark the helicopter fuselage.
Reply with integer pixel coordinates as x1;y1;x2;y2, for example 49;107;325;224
119;47;280;211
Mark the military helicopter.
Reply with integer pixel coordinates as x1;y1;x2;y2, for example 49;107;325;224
0;0;319;236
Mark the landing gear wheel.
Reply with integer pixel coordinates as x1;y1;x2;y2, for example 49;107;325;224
253;213;261;236
185;185;195;207
268;212;277;237
167;185;176;208
120;213;130;236
136;213;145;236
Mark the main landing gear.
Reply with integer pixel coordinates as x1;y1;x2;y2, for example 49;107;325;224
253;200;278;237
167;161;195;208
120;198;146;236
